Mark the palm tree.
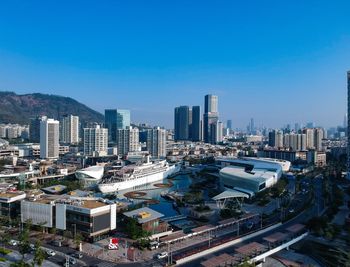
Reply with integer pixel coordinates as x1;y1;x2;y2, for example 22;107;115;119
32;240;45;267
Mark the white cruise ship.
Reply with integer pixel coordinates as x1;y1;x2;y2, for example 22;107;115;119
97;158;181;194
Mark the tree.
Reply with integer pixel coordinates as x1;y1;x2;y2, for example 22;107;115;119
32;240;45;267
18;221;31;260
73;233;83;250
1;232;10;247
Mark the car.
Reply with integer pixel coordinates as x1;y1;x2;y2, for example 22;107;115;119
9;240;18;246
51;240;62;247
69;257;77;265
288;208;295;213
157;252;168;259
72;252;83;259
46;249;56;257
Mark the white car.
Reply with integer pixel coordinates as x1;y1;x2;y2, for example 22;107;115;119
9;240;18;246
157;252;168;259
46;249;56;257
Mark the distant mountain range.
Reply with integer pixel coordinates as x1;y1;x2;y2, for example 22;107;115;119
0;91;104;125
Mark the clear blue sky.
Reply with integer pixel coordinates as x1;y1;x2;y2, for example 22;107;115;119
0;0;349;129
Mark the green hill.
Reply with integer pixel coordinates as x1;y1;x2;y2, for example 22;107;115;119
0;91;104;125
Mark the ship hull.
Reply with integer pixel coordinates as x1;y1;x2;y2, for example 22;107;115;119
98;164;180;194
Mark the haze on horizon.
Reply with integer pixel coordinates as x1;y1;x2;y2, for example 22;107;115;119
0;1;349;129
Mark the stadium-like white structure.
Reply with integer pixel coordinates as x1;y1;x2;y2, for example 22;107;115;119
75;166;104;185
216;157;290;197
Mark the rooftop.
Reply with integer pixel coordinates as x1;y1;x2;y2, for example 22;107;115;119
123;207;164;224
0;191;26;198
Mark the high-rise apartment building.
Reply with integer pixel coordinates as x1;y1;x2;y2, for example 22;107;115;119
203;94;219;144
40;118;59;159
303;128;315;150
314;128;324;151
116;126;140;155
146;127;166;158
104;109;130;143
174;106;190;141
60;115;79;144
83;125;108;156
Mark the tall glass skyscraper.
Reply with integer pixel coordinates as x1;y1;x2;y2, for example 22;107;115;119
174;106;190;141
105;109;130;143
191;106;201;141
203;94;219;143
347;71;350;178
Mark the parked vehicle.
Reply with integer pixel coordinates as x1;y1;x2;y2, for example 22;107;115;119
51;240;62;247
9;240;18;246
69;257;77;265
46;249;56;257
157;252;168;259
73;252;83;259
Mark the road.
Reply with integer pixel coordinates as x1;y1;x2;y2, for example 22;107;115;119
159;175;325;267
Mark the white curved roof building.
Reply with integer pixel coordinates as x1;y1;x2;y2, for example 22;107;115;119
217;157;285;196
75;166;104;182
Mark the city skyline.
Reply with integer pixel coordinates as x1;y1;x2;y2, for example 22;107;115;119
0;1;349;128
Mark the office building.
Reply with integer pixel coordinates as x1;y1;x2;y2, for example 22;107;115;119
116;126;140;155
205;94;218;113
191;106;201;141
227;120;233;131
83;125;108;156
21;194;116;242
60;115;79;144
104;109;130;143
30;116;46;143
40;118;59;159
348;71;350;179
203;94;219;144
146;127;166;158
174;106;190;141
0;191;26;220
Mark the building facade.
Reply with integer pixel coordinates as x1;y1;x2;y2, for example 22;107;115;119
174;106;190;141
60;115;79;144
104;109;130;143
116;126;140;156
40;118;59;159
146;127;166;158
203;94;219;144
83;125;108;156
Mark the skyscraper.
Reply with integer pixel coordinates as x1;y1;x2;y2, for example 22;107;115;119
60;114;79;144
30;116;46;143
174;106;190;141
204;94;218;113
227;120;233;131
191;106;201;142
203;94;219;143
146;127;166;158
83;124;108;156
105;109;130;143
40;118;59;159
348;71;350;179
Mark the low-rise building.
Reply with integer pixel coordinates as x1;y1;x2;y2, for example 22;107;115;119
21;194;116;242
123;207;172;240
0;191;26;220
